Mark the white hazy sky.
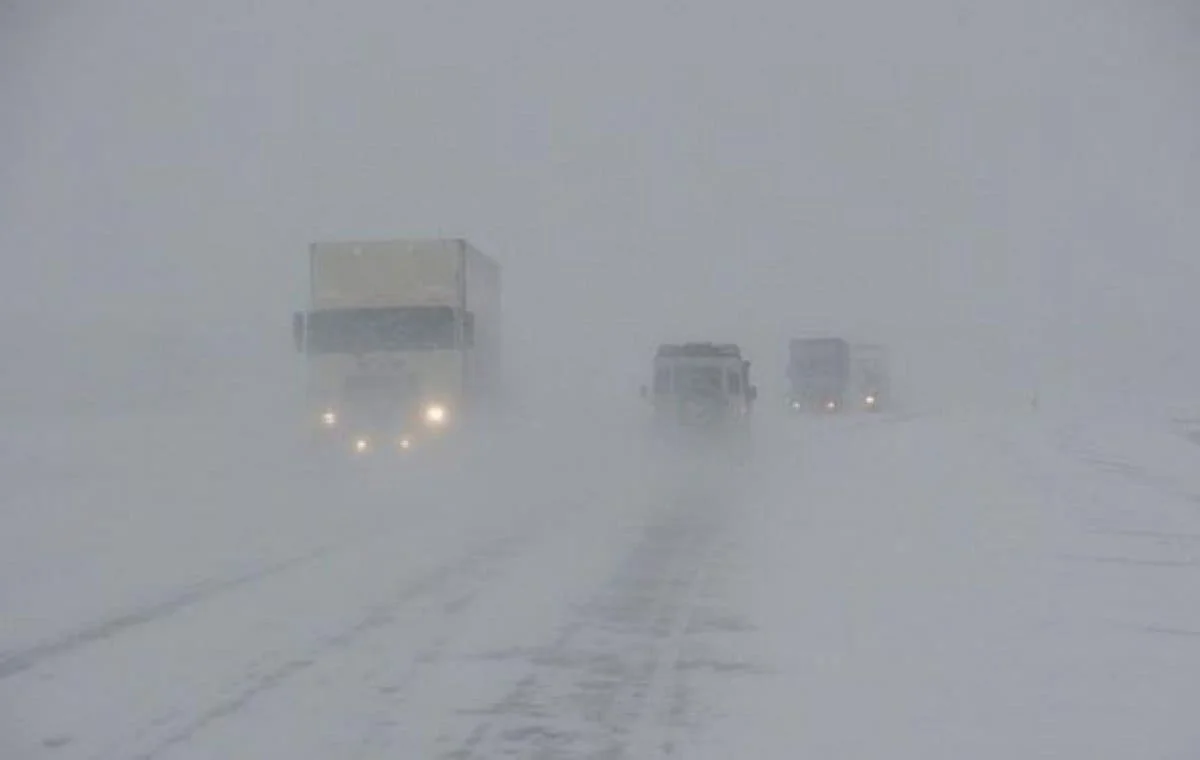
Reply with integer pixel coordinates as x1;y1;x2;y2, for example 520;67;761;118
2;0;1198;409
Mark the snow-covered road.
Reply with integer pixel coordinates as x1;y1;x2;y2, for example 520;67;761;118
4;407;1200;758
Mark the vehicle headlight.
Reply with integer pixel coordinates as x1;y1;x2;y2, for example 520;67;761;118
353;437;370;453
321;410;338;427
865;395;876;406
398;436;413;451
790;400;802;410
424;404;447;426
825;400;837;410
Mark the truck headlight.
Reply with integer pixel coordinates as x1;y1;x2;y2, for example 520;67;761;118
424;404;447;426
321;410;338;427
825;400;837;411
353;437;370;454
865;395;876;406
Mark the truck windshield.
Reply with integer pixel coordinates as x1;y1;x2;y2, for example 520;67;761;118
861;368;886;389
305;306;456;354
790;341;848;382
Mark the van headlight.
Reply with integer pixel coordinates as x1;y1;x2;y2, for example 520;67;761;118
424;404;448;426
865;395;877;406
353;437;370;454
321;410;338;427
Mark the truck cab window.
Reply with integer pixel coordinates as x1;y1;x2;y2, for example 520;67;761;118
462;312;475;348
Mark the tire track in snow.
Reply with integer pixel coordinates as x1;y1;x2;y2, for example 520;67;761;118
0;546;335;681
622;546;710;759
441;498;721;759
347;586;485;760
121;533;529;760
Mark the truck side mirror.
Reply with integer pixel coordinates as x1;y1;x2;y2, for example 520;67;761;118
749;386;758;401
292;311;305;353
462;312;476;347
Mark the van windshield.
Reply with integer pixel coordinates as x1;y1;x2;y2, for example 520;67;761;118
673;366;725;396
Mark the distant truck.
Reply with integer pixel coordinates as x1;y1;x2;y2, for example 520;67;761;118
787;337;850;412
292;238;501;455
850;343;891;412
643;342;757;443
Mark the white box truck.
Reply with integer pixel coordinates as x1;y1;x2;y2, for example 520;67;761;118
292;238;501;454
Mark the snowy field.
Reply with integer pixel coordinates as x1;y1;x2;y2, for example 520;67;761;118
4;403;1200;758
